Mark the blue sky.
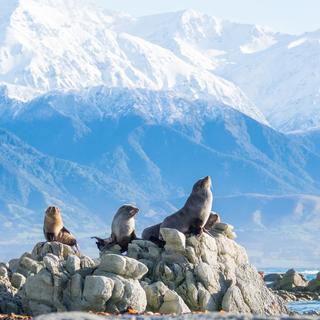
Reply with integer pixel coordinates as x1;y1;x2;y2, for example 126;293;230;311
98;0;319;34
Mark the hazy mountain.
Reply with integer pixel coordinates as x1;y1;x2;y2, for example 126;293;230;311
0;87;320;266
0;0;319;267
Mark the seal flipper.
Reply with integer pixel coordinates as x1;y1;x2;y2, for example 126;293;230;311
189;218;204;236
58;226;77;246
45;232;55;242
149;236;165;248
91;236;115;251
130;230;139;241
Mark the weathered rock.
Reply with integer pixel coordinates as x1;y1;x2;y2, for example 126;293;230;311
8;258;20;273
0;275;22;314
161;228;186;252
1;230;288;316
11;272;26;289
66;255;81;275
144;281;169;311
43;254;62;274
19;256;44;275
99;244;122;256
0;265;8;278
264;273;283;283
209;223;237;239
98;254;148;280
32;242;78;261
24;269;54;306
273;269;308;291
105;273;147;313
82;276;114;311
222;285;251;313
159;289;191;314
307;273;320;292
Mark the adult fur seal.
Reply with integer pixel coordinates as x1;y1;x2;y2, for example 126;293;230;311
92;204;139;252
43;206;78;249
160;176;213;237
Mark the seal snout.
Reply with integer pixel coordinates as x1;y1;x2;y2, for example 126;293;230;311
130;207;139;216
203;175;211;188
46;206;60;216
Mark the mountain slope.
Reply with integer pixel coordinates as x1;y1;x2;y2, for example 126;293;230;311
119;9;320;133
0;88;320;266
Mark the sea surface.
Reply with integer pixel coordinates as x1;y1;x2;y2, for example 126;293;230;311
261;268;320;314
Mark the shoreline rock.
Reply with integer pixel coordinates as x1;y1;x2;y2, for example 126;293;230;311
0;230;287;316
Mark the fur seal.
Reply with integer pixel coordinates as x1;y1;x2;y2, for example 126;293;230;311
92;204;139;252
141;223;164;246
160;176;212;236
204;212;221;230
43;206;78;249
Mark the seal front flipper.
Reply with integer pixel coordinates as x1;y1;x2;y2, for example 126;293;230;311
150;236;165;248
58;226;77;246
130;230;139;241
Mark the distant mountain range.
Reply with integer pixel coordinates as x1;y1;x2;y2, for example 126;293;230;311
0;0;319;267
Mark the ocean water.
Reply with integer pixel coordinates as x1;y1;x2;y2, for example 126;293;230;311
261;268;320;314
289;300;320;314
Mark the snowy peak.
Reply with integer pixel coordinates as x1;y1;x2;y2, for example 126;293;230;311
0;1;268;125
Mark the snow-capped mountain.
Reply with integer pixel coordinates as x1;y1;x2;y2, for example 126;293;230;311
117;9;320;133
0;0;320;266
2;0;319;132
0;0;266;125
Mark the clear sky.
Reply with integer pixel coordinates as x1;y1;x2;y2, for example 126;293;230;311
98;0;319;35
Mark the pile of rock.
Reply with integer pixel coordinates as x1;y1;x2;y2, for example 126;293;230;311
264;269;320;302
0;228;287;316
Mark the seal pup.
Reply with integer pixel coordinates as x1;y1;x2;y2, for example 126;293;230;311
92;204;139;253
43;206;79;250
160;176;213;237
204;212;221;231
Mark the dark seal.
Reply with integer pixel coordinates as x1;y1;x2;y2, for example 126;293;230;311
92;204;139;252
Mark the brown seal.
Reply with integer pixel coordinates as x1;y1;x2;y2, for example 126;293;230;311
204;212;221;231
92;204;139;252
43;206;78;249
142;176;213;245
141;223;164;247
160;176;212;236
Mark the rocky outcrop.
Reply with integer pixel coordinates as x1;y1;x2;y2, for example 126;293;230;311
263;269;320;302
306;272;320;292
127;228;286;315
0;228;287;316
33;311;316;320
272;269;308;291
0;242;147;316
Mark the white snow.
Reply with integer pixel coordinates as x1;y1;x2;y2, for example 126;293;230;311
0;1;269;125
0;1;319;132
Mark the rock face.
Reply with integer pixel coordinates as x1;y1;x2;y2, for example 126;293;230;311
0;230;287;316
0;241;146;316
128;229;287;315
307;272;320;292
273;269;308;291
